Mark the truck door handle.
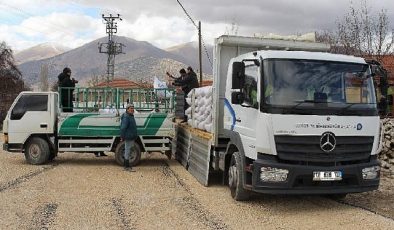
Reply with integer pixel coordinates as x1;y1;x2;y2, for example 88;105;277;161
40;123;48;128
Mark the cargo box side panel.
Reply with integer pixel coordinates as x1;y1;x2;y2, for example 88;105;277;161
175;125;191;167
188;134;212;186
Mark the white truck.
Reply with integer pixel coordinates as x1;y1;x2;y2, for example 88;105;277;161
2;35;383;201
174;35;382;200
2;88;174;166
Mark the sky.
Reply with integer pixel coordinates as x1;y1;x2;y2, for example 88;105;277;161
0;0;393;52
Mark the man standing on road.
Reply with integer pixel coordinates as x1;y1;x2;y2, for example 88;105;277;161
120;104;138;172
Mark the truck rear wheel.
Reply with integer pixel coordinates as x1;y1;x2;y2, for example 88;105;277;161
24;137;50;165
228;151;250;201
115;141;141;166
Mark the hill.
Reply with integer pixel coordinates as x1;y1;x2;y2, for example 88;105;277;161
18;36;212;88
15;43;70;64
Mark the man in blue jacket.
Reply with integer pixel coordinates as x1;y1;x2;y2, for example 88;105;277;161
120;104;138;171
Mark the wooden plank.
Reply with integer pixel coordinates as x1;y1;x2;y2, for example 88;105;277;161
177;123;213;140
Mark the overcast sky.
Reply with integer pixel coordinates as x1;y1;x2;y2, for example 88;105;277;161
0;0;393;51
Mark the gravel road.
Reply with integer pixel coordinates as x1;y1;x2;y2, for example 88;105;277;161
0;141;393;229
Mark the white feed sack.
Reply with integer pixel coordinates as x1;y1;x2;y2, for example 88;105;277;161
185;86;213;132
379;119;394;173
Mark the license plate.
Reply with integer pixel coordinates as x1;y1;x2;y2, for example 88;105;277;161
313;171;342;181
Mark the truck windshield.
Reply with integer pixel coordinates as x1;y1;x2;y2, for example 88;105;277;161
263;59;377;116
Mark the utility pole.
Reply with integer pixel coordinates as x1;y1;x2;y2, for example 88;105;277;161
99;14;124;85
176;0;211;87
198;21;203;86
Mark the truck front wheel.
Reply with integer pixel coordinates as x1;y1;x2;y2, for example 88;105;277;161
228;151;250;201
115;141;142;166
24;137;50;165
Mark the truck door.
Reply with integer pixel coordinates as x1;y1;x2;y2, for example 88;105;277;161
8;93;53;144
232;62;259;158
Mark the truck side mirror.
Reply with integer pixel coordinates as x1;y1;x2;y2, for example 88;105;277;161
232;62;245;89
231;92;244;104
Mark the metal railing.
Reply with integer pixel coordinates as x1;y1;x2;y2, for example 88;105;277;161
58;87;176;113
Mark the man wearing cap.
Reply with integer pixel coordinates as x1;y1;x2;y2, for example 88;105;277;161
120;104;138;171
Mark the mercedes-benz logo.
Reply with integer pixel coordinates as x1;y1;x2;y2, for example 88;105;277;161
320;132;336;153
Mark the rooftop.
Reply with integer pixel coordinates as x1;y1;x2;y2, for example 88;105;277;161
95;78;149;89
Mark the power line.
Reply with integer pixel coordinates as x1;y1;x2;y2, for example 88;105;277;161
176;0;198;29
0;3;76;37
201;38;213;68
176;0;213;70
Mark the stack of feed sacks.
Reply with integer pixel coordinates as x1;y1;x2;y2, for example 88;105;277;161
185;86;213;132
379;118;394;175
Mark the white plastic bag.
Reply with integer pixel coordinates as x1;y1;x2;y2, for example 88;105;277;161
153;76;171;99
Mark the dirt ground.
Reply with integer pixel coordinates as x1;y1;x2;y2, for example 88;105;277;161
0;140;393;229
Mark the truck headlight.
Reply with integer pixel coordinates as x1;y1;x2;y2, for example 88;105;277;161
362;166;380;180
260;167;289;182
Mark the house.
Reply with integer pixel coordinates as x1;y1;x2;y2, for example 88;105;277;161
72;78;162;110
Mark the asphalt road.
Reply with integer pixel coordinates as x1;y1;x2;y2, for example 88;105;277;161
0;142;393;229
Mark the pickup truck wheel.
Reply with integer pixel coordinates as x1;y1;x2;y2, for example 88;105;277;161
228;151;250;201
24;137;50;165
115;141;141;166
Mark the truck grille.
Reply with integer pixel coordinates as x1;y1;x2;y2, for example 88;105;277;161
274;135;374;163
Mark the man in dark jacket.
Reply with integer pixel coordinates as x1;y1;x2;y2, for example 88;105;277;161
120;104;138;171
172;66;199;121
166;68;187;86
174;66;199;96
59;67;78;112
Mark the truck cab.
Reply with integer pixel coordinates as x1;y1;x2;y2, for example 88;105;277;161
224;50;381;198
3;92;58;157
3;88;175;165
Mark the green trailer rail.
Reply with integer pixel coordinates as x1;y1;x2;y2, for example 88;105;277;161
58;87;176;113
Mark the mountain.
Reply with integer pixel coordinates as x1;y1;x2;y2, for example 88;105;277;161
18;36;212;88
15;43;70;64
166;41;213;75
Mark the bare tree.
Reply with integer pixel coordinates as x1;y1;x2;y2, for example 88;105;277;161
87;73;106;87
0;41;26;129
321;0;394;60
225;18;239;36
0;42;22;80
40;64;49;91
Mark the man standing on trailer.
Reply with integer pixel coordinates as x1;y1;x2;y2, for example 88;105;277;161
120;104;138;171
58;67;78;112
170;66;199;121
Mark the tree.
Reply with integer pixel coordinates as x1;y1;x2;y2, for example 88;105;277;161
87;73;106;87
0;41;22;81
40;64;49;91
0;41;26;130
317;0;394;61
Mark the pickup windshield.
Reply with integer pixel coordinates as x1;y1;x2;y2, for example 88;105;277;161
263;59;377;116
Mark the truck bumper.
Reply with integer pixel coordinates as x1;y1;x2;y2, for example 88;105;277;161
251;156;380;195
3;143;23;152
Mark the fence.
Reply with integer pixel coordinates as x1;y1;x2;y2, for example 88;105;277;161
58;87;176;113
